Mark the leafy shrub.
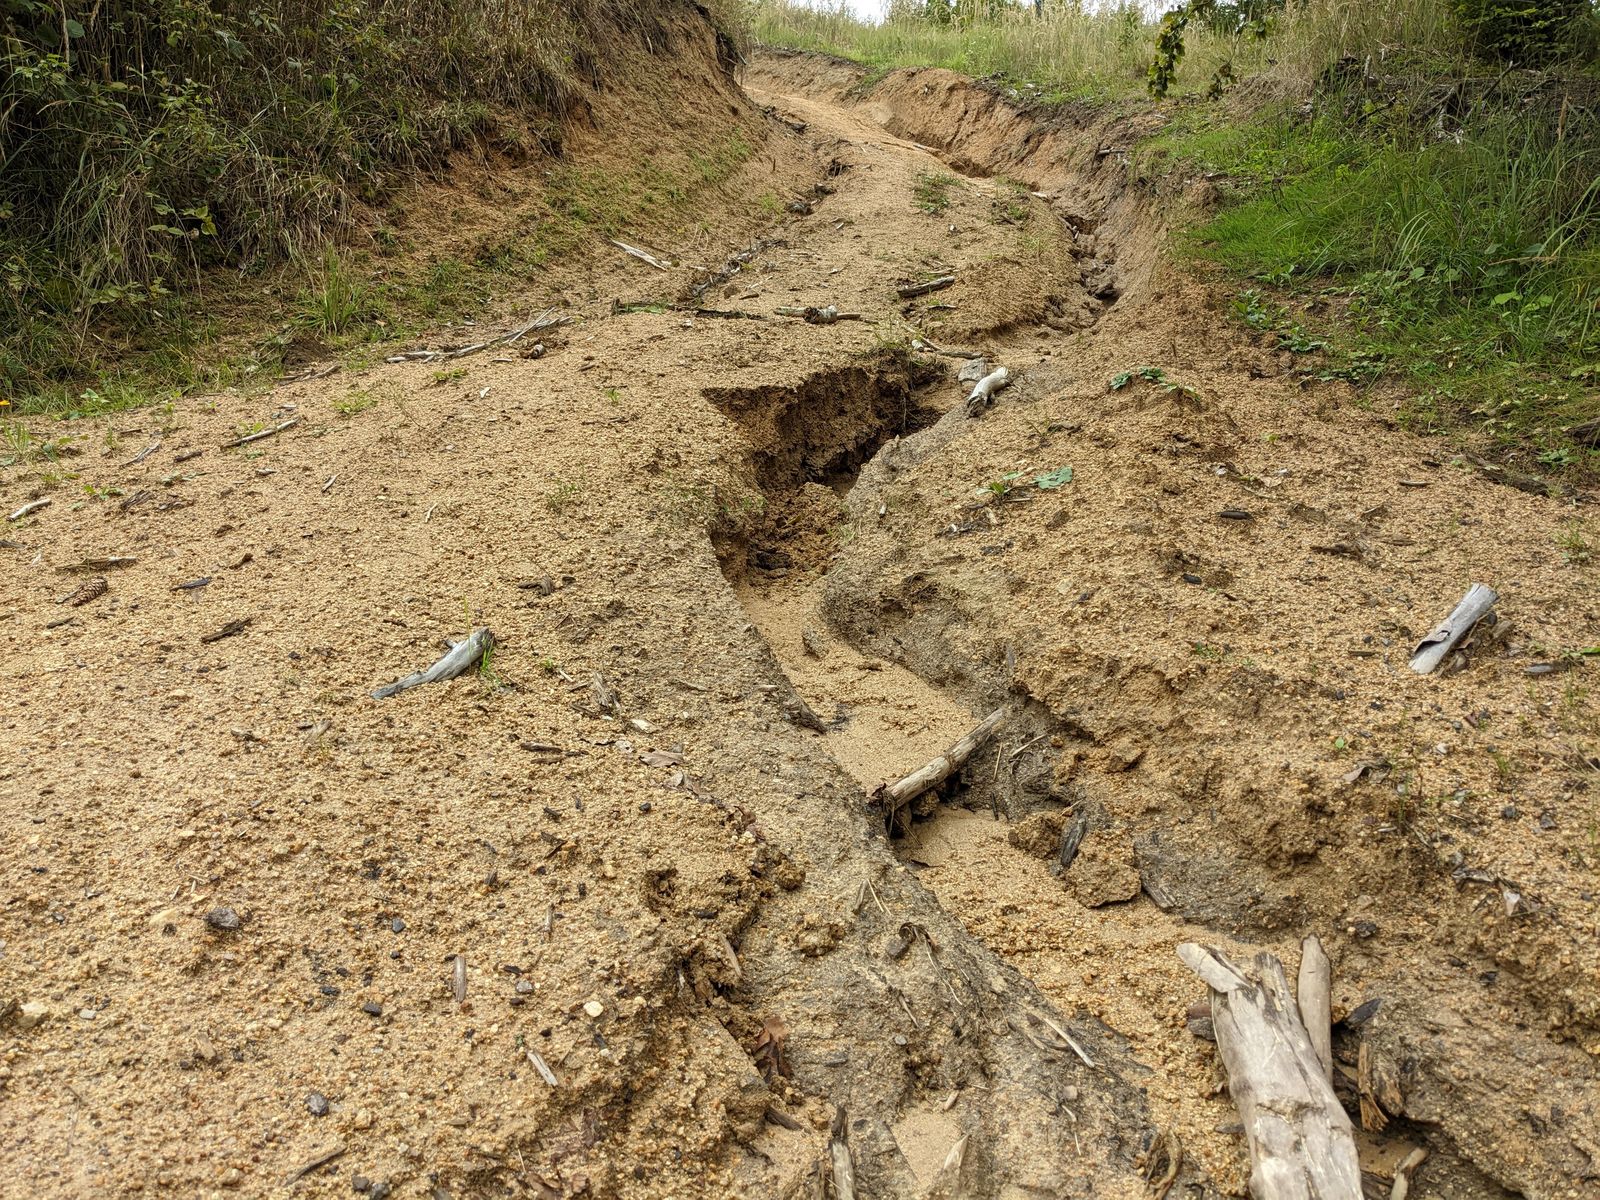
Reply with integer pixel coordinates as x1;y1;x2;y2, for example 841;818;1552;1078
1451;0;1591;61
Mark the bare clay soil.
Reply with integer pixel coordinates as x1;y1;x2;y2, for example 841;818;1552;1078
2;36;1598;1200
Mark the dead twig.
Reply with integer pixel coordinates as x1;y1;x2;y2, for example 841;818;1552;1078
222;416;300;450
897;275;956;299
123;439;161;466
283;1145;346;1186
384;309;569;364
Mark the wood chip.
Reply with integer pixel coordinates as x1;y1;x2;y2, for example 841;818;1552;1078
525;1049;559;1086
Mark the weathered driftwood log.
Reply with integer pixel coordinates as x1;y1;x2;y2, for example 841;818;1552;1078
1178;943;1362;1200
1297;935;1333;1083
874;707;1009;833
965;367;1011;417
1408;583;1498;674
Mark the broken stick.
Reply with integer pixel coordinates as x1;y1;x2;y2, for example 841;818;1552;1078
875;707;1009;832
222;415;301;450
1408;583;1497;675
1177;943;1361;1200
7;498;50;522
965;366;1011;417
897;275;956;299
283;1144;346;1186
774;304;861;324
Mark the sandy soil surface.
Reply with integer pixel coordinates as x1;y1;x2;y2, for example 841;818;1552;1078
3;31;1598;1200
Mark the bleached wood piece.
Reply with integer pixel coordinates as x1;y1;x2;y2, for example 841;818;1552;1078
965;367;1011;416
1178;943;1361;1200
1408;583;1497;674
610;238;671;270
1297;935;1333;1083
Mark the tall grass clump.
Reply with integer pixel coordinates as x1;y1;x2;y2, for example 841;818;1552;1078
0;0;740;400
751;0;1166;97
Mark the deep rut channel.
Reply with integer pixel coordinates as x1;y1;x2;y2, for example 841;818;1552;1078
707;59;1579;1199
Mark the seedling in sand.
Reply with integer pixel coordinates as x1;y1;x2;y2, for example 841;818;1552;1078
914;171;958;215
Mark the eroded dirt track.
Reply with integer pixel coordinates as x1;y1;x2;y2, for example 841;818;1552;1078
2;39;1598;1200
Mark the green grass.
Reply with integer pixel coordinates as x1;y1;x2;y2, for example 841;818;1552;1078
1159;101;1600;472
751;0;1474;103
913;171;959;214
544;478;584;513
0;0;749;412
2;123;759;421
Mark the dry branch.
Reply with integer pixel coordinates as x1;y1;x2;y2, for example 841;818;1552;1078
222;415;301;449
1177;943;1361;1200
875;707;1009;833
1408;583;1498;674
283;1145;346;1186
828;1109;857;1200
774;304;861;324
384;308;568;364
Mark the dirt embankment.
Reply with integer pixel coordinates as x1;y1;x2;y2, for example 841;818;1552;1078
1;27;1597;1200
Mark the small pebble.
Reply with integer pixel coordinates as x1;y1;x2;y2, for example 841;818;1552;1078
1501;805;1518;820
583;1000;605;1018
205;907;241;931
368;1184;391;1200
390;918;406;934
351;1177;372;1194
306;1091;329;1117
362;1001;383;1017
639;802;652;814
1181;573;1202;585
